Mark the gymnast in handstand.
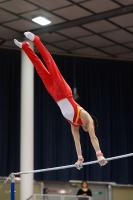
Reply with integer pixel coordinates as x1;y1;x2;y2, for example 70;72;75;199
14;32;107;169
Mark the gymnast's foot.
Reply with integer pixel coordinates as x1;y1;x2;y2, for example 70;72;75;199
14;39;22;48
24;31;35;41
14;39;29;48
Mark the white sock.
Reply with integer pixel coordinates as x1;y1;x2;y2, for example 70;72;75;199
24;31;35;41
14;39;22;48
14;39;29;48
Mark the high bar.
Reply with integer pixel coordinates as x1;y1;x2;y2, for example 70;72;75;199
14;153;133;176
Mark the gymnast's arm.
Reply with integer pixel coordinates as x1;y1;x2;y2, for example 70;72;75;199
86;121;107;166
71;124;82;157
80;110;101;152
81;110;107;166
87;120;101;153
87;122;107;165
71;124;84;169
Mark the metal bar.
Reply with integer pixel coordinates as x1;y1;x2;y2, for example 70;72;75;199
14;153;133;176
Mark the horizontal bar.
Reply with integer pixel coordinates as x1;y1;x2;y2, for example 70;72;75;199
14;153;133;176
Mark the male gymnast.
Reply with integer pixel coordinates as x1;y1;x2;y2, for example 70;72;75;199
14;32;107;169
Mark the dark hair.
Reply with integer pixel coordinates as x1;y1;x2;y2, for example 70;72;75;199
91;115;98;131
81;181;88;188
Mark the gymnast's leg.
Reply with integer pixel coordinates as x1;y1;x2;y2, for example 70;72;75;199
14;39;54;96
24;32;72;100
24;32;62;78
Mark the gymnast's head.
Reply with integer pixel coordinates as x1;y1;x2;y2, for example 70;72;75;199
91;115;98;131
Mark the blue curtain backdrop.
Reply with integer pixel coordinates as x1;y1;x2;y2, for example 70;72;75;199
0;48;21;175
0;48;133;184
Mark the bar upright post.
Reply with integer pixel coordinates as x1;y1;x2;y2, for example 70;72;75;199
10;173;15;200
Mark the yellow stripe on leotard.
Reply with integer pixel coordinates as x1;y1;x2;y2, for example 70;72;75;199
75;105;83;123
